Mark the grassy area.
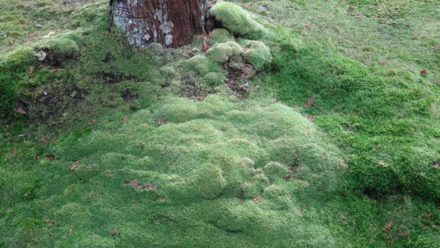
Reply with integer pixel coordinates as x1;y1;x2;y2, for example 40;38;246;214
241;0;440;83
255;0;440;200
0;0;101;52
1;0;439;247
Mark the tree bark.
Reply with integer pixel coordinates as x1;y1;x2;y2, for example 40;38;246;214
111;0;206;48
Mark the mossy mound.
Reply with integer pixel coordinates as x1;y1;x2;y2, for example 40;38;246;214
210;2;266;39
206;41;243;64
185;54;223;75
242;40;272;70
270;33;440;201
184;54;227;91
184;38;272;92
44;38;80;57
0;35;81;116
22;95;342;247
0;47;36;116
210;28;235;45
0;37;80;69
0;47;35;71
33;37;80;66
2;0;440;247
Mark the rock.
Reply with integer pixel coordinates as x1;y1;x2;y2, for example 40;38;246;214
35;51;47;61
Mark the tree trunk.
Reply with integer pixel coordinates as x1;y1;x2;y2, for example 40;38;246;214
111;0;206;48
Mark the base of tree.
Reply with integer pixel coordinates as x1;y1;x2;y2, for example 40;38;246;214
111;0;206;48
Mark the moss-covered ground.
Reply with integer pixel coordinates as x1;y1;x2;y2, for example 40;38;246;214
1;0;439;247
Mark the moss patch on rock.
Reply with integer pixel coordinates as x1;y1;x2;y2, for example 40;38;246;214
206;41;243;64
210;2;266;39
185;54;224;75
0;47;36;116
243;40;272;70
210;28;235;45
44;38;80;57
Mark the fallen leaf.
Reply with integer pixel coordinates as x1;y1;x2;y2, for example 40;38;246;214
307;115;316;122
104;170;114;177
425;213;433;220
70;161;80;171
240;64;255;80
28;66;34;76
383;221;393;233
40;136;48;145
15;107;27;115
253;196;262;204
45;154;55;161
397;232;410;238
378;160;387;167
195;96;206;101
45;218;56;227
304;96;315;108
122;115;129;124
43;31;55;38
183;49;193;58
109;228;118;237
127;180;157;192
201;36;210;52
155;118;167;126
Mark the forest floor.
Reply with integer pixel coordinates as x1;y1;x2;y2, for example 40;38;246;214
0;0;439;247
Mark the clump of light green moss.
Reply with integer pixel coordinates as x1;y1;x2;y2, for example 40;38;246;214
44;37;80;56
0;47;35;70
263;161;289;180
242;40;272;70
190;164;227;199
0;47;36;115
25;94;342;247
210;2;266;39
210;28;235;45
206;41;242;63
1;37;80;69
1;0;440;246
185;54;223;75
